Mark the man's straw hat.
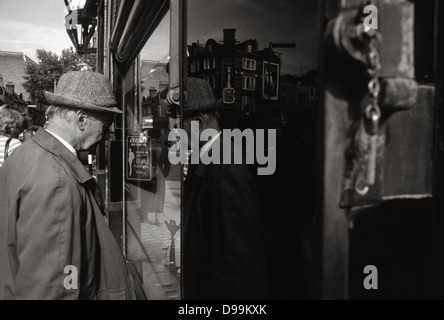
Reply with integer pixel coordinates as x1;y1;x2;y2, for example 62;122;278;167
44;71;123;114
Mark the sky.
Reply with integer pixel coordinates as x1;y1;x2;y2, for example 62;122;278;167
187;0;319;75
0;0;73;62
0;0;319;75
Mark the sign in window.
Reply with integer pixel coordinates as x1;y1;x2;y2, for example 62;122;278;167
263;61;279;100
127;135;152;181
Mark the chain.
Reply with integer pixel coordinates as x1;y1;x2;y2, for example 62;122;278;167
364;38;381;135
365;78;381;135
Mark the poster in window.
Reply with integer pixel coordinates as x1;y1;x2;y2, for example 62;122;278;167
127;135;152;181
263;61;279;100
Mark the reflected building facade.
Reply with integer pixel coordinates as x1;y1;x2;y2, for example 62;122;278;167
187;28;282;127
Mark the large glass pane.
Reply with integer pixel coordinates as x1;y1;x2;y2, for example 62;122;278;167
124;10;181;300
185;0;319;299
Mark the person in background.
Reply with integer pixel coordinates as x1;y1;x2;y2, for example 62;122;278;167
146;128;171;224
0;71;136;300
0;104;24;167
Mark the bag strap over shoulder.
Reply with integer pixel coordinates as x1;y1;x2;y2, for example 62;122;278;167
4;137;12;160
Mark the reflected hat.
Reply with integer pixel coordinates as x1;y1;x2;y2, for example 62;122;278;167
44;71;124;114
183;77;222;115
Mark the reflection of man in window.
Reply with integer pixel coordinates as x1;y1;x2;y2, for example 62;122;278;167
128;148;135;176
181;78;266;299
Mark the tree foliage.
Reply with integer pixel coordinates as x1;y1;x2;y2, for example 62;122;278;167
60;47;97;74
22;47;96;105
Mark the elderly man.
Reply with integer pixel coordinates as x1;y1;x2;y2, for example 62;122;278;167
0;71;135;300
181;78;267;299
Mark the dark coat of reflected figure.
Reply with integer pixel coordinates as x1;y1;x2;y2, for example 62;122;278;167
183;137;267;299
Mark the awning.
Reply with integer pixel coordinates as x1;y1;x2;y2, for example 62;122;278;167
110;0;170;74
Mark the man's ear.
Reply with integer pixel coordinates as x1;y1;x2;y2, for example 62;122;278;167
76;110;88;130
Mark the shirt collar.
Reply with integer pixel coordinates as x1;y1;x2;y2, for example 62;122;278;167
45;129;77;156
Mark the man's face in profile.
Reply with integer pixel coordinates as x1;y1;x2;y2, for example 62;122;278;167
81;111;113;151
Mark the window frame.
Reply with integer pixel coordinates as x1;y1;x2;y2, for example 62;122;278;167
242;58;257;71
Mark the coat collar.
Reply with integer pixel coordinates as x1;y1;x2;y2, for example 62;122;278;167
189;161;214;178
32;127;93;184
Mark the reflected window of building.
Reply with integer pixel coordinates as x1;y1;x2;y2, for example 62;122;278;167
204;57;217;70
191;61;200;73
242;58;256;71
242;76;256;90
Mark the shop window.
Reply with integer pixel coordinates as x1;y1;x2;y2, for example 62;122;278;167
115;8;181;300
